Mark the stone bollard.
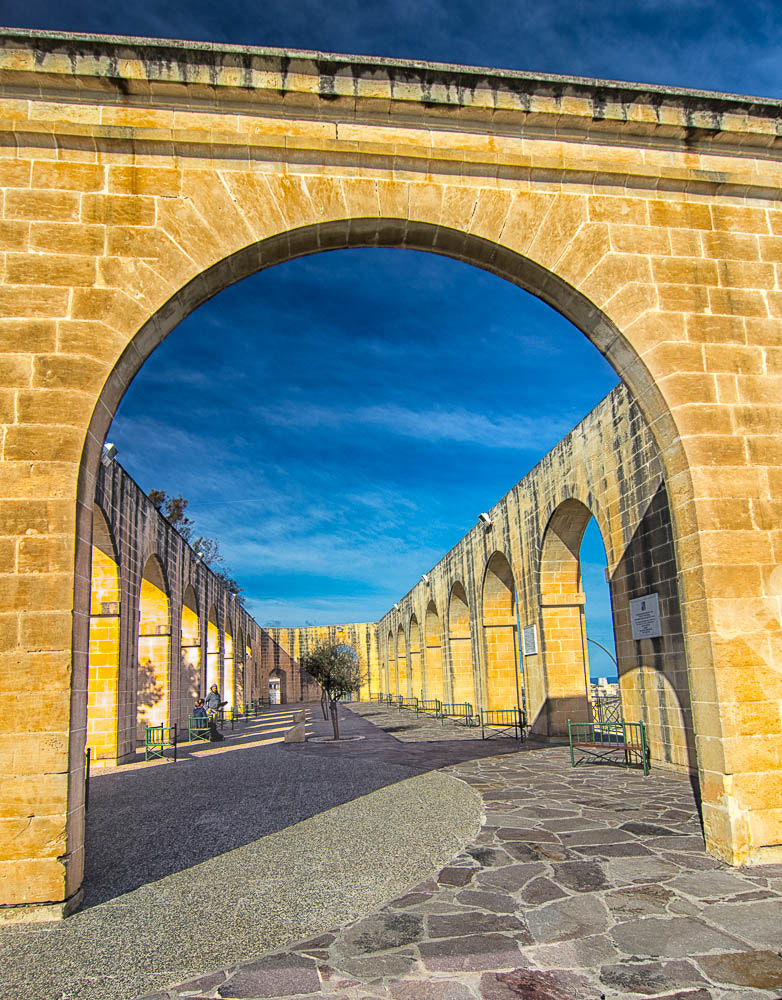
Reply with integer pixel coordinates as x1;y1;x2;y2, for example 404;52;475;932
284;722;306;743
294;710;305;723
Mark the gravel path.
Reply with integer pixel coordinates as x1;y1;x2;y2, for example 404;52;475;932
0;706;485;1000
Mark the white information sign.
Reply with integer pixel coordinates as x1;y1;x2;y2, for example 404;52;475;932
522;624;538;656
629;592;662;640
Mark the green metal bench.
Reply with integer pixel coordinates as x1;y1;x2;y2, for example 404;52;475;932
439;702;475;726
145;723;177;761
568;720;649;775
480;707;525;740
398;696;418;711
188;715;211;742
416;698;442;717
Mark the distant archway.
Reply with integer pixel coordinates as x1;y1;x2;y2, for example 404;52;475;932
180;584;200;716
424;601;444;702
448;582;475;708
387;629;396;696
136;555;170;738
224;617;235;711
537;499;593;736
87;506;121;763
206;606;220;692
409;616;422;700
482;552;521;712
397;625;408;699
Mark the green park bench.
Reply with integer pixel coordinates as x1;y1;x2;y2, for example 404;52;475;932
145;723;177;762
439;702;475;726
188;715;211;742
479;707;525;740
568;720;649;775
398;696;418;711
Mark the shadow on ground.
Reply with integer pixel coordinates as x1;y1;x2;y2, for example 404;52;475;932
83;703;524;907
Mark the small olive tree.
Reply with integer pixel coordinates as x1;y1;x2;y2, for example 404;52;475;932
301;642;363;740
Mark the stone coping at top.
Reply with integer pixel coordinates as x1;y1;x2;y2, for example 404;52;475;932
1;26;781;146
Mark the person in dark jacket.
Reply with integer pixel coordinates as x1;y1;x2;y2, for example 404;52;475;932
204;686;225;741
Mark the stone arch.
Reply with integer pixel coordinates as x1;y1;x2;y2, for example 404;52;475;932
424;600;444;702
136;553;170;738
206;605;220;693
223;616;235;711
396;624;408;699
409;615;422;701
448;582;475;708
236;627;245;708
387;629;396;696
180;583;201;718
536;499;594;737
6;47;782;913
482;552;521;713
87;505;121;764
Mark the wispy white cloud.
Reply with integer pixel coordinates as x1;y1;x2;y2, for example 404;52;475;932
254;401;575;451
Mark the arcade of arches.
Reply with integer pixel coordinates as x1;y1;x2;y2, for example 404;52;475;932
2;30;782;920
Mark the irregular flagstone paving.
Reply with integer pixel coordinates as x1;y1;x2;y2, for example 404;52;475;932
146;706;782;1000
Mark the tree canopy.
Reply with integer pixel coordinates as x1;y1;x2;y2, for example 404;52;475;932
300;642;364;740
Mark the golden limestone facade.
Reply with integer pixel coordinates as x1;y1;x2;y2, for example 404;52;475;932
374;385;688;763
1;28;782;917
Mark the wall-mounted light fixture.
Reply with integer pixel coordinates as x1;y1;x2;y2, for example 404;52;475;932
196;552;204;562
393;602;399;610
421;573;430;584
478;512;492;526
101;443;118;467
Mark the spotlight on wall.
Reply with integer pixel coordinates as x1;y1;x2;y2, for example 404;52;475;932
196;551;204;562
393;602;399;610
421;573;430;584
101;442;118;467
478;512;493;526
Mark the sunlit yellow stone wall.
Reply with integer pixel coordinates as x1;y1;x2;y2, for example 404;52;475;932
3;29;782;918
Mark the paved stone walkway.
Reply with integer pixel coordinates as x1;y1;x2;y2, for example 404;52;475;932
145;705;782;1000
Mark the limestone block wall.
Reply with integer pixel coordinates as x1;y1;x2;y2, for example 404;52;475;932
375;384;691;769
92;458;267;762
4;27;782;914
266;623;379;703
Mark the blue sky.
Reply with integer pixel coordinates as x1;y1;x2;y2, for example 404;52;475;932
10;1;780;677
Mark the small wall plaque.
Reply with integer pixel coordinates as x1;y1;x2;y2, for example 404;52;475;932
522;624;538;656
629;592;662;640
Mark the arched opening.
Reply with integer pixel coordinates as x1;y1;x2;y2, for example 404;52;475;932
86;506;120;765
396;625;408;699
223;618;235;712
136;555;170;739
60;213;725;912
180;584;200;719
536;499;594;737
236;627;245;709
424;601;444;702
448;582;475;707
387;630;396;696
206;606;220;692
409;616;422;700
580;518;621;723
482;552;521;713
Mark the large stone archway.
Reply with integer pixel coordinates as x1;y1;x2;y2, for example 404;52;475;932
2;29;782;918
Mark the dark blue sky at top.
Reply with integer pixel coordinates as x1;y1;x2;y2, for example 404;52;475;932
8;1;779;676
